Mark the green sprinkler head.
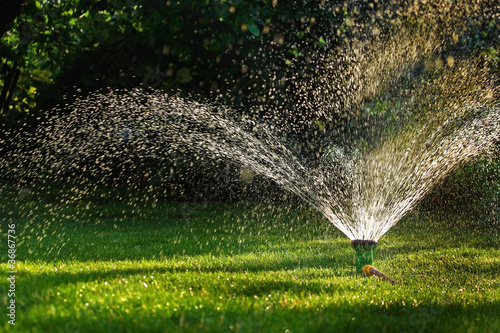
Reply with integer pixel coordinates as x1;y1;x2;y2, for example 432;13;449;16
351;239;378;273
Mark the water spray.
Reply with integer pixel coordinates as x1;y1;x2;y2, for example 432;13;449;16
351;239;378;273
362;265;396;284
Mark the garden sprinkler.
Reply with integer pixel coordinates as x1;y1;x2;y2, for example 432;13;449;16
351;239;377;273
351;240;395;284
362;265;396;284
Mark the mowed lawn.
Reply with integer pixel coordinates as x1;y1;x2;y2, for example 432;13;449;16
1;187;499;332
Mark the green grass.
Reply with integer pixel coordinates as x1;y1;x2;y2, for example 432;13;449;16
1;187;499;332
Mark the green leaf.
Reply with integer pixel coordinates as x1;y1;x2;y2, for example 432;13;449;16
248;22;260;37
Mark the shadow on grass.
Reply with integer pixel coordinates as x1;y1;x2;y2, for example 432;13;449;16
19;248;357;291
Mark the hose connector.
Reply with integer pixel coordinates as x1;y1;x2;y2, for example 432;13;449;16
363;264;396;284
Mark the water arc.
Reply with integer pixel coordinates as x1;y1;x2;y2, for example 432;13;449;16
8;89;499;242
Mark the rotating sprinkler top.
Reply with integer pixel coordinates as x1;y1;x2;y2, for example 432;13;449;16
351;240;378;247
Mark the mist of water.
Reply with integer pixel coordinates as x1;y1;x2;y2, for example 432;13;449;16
2;1;499;241
6;79;498;242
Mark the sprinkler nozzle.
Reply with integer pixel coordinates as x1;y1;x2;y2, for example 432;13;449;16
351;240;378;247
362;265;396;284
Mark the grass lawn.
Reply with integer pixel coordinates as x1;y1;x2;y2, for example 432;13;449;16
1;186;499;332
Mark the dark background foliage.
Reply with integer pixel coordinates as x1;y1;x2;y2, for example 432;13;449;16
0;0;499;221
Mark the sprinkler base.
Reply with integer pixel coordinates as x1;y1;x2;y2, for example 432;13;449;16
351;239;378;273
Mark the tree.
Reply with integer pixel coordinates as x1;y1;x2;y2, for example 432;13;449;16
0;0;25;38
0;0;25;115
0;0;498;126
